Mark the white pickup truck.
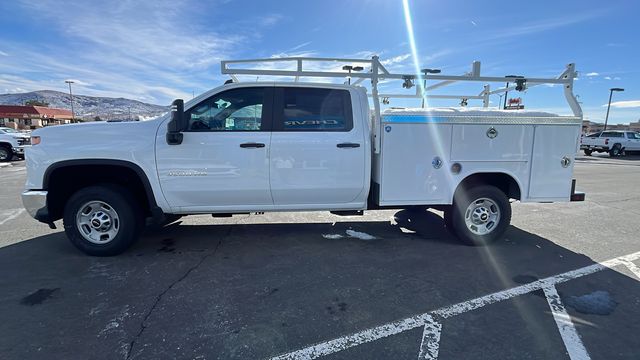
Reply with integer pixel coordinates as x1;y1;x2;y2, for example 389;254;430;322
0;127;30;161
22;56;585;256
580;130;640;156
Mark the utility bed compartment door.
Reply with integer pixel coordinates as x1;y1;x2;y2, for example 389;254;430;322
450;125;533;161
528;125;580;199
379;123;452;204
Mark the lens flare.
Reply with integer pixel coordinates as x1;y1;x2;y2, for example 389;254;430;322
402;0;427;106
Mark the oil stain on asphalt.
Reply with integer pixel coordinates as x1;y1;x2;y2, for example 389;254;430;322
20;288;60;306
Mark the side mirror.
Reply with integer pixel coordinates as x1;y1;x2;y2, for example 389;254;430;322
166;99;185;145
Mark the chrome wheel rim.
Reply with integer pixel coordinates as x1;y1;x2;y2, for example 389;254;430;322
76;201;120;244
464;197;500;235
0;148;8;160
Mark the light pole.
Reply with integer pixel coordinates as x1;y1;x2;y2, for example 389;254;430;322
65;80;75;121
420;68;441;108
603;88;624;131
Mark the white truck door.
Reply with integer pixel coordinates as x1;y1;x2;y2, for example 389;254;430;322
626;132;640;150
269;87;366;206
156;86;274;210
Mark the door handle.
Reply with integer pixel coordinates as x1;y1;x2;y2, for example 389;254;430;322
240;142;266;148
337;143;360;148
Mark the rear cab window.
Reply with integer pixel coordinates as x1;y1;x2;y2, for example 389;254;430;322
274;87;353;131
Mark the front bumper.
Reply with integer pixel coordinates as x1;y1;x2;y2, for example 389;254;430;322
12;146;26;155
21;190;50;222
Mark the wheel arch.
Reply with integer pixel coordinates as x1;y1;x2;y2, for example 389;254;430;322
453;172;522;203
43;159;160;221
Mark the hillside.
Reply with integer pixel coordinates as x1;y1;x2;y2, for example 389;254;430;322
0;90;168;120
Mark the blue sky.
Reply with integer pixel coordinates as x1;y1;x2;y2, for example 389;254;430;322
0;0;638;123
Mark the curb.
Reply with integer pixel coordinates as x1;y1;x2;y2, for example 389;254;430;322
0;163;13;168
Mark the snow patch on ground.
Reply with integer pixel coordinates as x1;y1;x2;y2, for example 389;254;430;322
322;234;344;240
345;230;377;240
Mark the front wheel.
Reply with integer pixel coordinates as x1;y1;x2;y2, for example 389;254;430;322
444;185;511;246
0;145;12;162
63;185;142;256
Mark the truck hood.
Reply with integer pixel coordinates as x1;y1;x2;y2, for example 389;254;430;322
32;117;166;140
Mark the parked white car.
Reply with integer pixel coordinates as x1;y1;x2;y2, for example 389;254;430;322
0;127;30;162
580;130;640;156
22;56;585;256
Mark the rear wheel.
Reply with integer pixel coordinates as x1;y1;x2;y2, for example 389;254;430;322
609;144;622;157
445;185;511;246
583;149;592;156
63;185;142;256
0;145;12;162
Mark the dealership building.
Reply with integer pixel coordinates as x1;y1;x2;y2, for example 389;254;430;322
0;105;73;129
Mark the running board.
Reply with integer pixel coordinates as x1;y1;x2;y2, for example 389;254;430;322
330;210;364;216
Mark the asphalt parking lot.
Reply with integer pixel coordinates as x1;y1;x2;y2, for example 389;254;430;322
1;154;640;359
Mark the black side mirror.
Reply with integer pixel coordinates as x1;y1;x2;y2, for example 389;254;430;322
166;99;185;145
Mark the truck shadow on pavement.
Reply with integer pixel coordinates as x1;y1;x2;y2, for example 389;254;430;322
1;210;639;359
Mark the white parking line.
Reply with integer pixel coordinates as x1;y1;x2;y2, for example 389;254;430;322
0;209;25;226
619;260;640;279
418;315;442;360
543;286;590;360
268;251;640;360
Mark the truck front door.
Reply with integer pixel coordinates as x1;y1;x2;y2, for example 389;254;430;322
156;86;274;211
269;86;367;207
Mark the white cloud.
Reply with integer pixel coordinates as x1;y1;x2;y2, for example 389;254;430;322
0;50;8;56
604;76;612;80
1;0;284;104
585;72;599;77
486;11;604;41
381;54;411;66
607;100;640;108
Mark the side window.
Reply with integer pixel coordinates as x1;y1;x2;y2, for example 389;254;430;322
186;87;266;131
276;88;353;131
626;132;640;139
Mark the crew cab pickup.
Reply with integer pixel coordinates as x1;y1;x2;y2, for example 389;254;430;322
580;130;640;156
22;56;586;256
0;127;30;161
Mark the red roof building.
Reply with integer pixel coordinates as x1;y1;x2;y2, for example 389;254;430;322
0;105;73;129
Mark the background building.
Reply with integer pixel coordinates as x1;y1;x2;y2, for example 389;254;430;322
0;105;73;129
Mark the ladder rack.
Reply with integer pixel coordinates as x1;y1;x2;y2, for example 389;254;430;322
221;56;582;153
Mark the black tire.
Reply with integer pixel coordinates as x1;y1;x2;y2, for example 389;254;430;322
63;185;142;256
609;144;622;157
583;149;592;156
444;185;511;246
0;145;12;162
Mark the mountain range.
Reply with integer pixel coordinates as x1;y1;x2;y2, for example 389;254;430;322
0;90;168;120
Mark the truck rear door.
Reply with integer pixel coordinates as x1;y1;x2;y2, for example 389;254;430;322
269;86;367;207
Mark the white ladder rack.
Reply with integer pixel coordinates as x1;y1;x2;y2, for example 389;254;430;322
221;56;582;153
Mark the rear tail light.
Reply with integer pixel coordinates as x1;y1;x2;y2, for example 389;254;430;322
31;136;41;145
605;138;609;145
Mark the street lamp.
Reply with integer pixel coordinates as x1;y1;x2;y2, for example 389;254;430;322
420;68;441;108
65;80;75;121
342;65;363;85
603;87;624;131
